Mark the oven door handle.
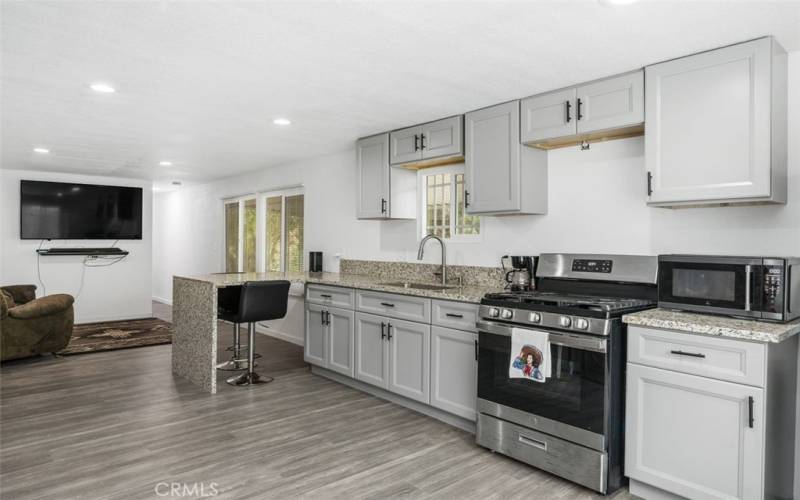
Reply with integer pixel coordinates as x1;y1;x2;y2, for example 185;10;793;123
476;320;607;353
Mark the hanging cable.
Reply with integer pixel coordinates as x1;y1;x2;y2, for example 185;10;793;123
36;239;47;296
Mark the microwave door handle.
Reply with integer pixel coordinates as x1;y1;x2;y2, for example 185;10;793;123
745;265;752;312
788;265;792;313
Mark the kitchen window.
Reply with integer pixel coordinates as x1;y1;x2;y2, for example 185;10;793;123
223;188;304;273
419;166;480;241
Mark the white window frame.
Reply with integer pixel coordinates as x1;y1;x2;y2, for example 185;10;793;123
417;165;481;243
222;186;305;273
223;194;257;273
261;187;304;273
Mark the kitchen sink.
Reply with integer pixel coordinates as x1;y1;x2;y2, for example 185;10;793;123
379;281;456;291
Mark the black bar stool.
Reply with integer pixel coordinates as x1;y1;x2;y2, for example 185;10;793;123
216;285;250;371
218;280;291;386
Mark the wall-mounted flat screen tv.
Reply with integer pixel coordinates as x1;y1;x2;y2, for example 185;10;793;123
20;180;143;240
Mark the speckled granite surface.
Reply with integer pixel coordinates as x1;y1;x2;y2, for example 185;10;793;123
623;308;800;343
178;270;503;304
172;277;218;393
339;259;505;288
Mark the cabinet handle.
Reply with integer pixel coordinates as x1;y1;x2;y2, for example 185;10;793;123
414;134;420;151
474;339;478;361
464;190;470;208
387;323;393;340
320;310;325;325
565;100;572;123
646;171;653;197
669;350;706;358
325;311;330;325
446;313;464;318
380;322;386;339
320;294;332;298
380;302;395;307
420;133;426;150
381;198;387;214
576;98;583;120
748;396;754;428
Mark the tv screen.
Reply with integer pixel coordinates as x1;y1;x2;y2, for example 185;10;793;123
20;180;143;240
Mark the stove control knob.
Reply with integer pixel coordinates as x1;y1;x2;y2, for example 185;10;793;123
574;318;589;330
501;309;513;320
559;316;572;328
529;312;542;323
488;307;500;318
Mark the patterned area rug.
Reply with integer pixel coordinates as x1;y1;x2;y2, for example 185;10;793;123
60;318;173;355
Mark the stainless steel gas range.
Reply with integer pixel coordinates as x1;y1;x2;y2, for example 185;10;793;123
475;253;658;495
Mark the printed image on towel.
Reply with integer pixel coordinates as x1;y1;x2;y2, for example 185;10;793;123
509;328;551;383
511;345;545;381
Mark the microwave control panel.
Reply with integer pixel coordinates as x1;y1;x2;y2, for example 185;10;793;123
762;265;784;313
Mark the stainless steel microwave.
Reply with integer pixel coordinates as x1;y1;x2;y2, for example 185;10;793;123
658;255;800;322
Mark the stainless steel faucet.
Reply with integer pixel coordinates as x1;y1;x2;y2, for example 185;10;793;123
417;234;446;286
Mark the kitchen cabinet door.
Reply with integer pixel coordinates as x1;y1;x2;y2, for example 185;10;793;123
645;37;777;205
520;88;577;143
390;126;422;165
421;116;463;160
356;133;390;219
625;363;764;500
430;327;477;421
465;101;521;214
304;303;327;367
387;318;430;404
327;306;355;378
354;312;389;389
576;71;644;134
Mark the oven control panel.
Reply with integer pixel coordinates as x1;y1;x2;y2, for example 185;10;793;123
572;259;612;273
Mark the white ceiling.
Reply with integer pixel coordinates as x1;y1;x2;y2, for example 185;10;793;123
2;1;799;187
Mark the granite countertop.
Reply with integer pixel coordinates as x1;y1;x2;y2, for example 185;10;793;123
623;308;800;343
175;271;501;304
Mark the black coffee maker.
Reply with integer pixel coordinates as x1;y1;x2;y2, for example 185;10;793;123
501;255;536;291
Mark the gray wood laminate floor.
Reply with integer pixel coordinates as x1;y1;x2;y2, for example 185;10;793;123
0;302;632;500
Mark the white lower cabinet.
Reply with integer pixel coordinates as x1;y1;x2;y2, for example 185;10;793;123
304;303;327;367
387;318;431;404
307;286;481;425
626;363;764;500
354;311;390;388
430;327;477;421
304;302;355;377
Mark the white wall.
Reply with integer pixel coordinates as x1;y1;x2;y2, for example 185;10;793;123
1;169;153;323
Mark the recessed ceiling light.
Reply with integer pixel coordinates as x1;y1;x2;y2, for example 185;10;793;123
159;161;173;166
90;83;115;93
602;0;639;4
33;147;50;154
273;118;291;126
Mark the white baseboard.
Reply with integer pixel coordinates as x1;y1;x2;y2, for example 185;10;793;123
255;324;303;346
152;296;172;305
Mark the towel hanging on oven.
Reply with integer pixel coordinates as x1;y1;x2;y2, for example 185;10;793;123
509;328;551;383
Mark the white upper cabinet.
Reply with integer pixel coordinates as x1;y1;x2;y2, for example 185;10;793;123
645;37;787;207
521;70;644;148
421;116;463;160
390;115;463;166
576;71;644;134
389;125;423;165
356;133;416;220
356;133;390;219
520;88;576;143
465;101;547;215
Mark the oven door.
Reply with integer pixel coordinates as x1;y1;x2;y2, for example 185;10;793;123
658;256;763;318
476;320;608;451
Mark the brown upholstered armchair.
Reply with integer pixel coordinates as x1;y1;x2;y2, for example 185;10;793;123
1;285;74;361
